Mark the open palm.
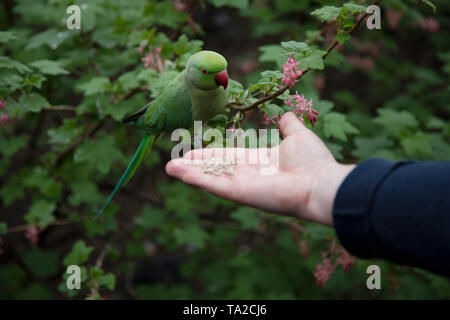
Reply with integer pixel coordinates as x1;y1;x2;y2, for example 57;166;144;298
166;112;355;226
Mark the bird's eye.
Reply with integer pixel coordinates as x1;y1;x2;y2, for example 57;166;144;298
201;69;207;74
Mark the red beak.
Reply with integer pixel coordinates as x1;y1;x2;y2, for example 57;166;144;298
215;69;228;89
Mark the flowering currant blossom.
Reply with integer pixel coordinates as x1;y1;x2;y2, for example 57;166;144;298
0;114;8;124
262;113;281;125
285;92;319;126
0;100;6;110
314;256;334;288
135;46;144;55
141;54;154;69
282;56;302;89
25;226;41;247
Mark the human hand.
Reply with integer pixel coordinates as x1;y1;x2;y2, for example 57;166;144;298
166;112;355;227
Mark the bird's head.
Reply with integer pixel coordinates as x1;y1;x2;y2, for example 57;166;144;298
186;50;228;91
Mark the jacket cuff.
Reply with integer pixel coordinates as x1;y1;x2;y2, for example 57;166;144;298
332;158;407;259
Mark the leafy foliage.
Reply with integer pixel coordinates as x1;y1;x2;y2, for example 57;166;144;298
0;0;448;300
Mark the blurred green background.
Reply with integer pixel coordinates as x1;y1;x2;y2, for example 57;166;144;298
0;0;449;299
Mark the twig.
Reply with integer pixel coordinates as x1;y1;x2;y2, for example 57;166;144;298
7;219;75;233
230;10;372;113
117;85;149;101
43;105;78;112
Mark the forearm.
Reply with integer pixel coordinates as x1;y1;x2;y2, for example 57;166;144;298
332;158;450;277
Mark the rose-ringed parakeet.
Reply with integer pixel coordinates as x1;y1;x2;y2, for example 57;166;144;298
96;50;229;218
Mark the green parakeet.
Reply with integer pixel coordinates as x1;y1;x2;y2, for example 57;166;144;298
96;50;229;218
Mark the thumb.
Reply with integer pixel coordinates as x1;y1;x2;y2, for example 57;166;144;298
279;112;305;138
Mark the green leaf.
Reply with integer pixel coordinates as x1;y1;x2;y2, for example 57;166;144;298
230;207;260;229
68;181;104;206
353;136;393;160
373;108;419;136
323;112;359;141
23;166;62;199
0;31;17;43
174;225;209;249
76;77;111;96
98;273;116;291
135;207;166;229
261;103;284;118
401;132;433;159
0;135;29;157
260;70;283;80
73;133;124;174
343;3;366;14
0;56;31;74
84;214;118;237
104;93;146;121
117;71;140;92
47;119;83;145
24;200;56;228
19;93;50;112
421;0;436;14
63;240;94;267
23;74;46;89
173;34;203;56
334;32;351;45
209;0;249;9
296;49;327;70
0;175;25;206
25;29;60;50
22;248;59;278
281;41;309;55
311;6;342;22
0;222;7;235
0;70;23;94
207;114;229;129
29;60;69;76
259;45;285;68
137;70;179;98
15;283;51;300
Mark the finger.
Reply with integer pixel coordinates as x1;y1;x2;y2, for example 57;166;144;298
183;147;255;164
165;158;235;198
279;112;305;138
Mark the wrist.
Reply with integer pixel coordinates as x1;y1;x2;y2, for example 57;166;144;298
309;161;356;227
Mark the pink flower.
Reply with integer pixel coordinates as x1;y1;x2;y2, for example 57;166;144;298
262;113;281;125
135;47;144;55
314;257;334;288
0;100;6;110
0;114;8;124
141;54;154;69
284;92;319;126
386;9;403;29
173;0;186;11
418;17;439;32
25;226;41;247
282;56;302;89
335;248;355;273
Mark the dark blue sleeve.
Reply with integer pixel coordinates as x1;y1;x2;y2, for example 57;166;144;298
333;158;450;277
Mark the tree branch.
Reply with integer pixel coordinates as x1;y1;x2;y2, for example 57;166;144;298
43;105;78;112
231;10;372;113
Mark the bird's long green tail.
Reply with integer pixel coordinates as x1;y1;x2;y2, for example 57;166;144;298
96;134;157;219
